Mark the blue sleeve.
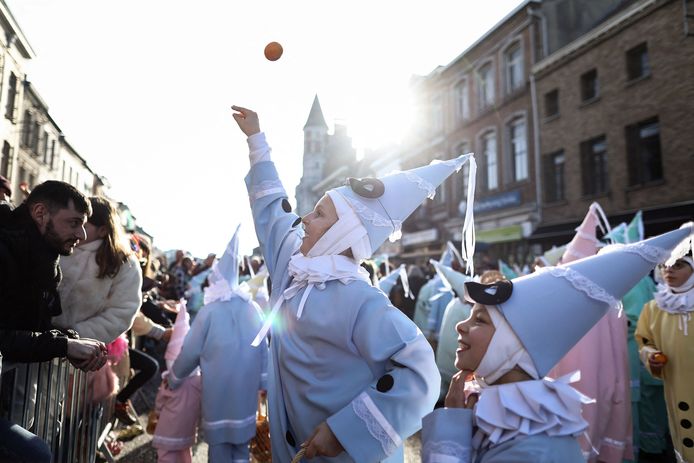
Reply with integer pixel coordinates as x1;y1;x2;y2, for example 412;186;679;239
243;133;302;286
169;308;210;389
421;408;473;463
326;296;440;462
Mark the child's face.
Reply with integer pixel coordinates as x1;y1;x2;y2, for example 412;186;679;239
299;194;339;255
454;303;495;372
661;259;693;288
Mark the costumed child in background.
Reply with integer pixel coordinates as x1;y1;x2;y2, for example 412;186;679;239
232;105;476;462
167;225;268;463
413;243;456;339
636;224;694;463
430;259;476;402
604;213;668;459
549;202;633;462
152;301;202;463
421;224;692;463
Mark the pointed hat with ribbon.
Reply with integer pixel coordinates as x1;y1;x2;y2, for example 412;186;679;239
464;224;693;377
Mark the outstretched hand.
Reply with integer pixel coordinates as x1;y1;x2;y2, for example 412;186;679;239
231;105;261;137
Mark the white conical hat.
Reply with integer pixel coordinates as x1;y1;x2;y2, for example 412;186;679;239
465;224;693;377
331;154;476;271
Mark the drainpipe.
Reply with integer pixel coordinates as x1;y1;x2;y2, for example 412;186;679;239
527;5;545;230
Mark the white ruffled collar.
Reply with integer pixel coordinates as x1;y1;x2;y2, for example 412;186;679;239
654;283;694;315
472;372;593;448
250;253;370;346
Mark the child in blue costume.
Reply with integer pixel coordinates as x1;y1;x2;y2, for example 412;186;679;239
168;225;268;463
232;106;475;462
421;224;693;463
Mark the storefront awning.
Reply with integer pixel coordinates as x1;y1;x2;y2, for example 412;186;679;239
476;224;523;244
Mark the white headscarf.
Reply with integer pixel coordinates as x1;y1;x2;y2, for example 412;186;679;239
306;190;372;261
475;305;539;386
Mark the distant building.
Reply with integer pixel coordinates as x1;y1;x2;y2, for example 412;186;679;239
294;95;357;216
0;0;34;198
400;1;543;266
531;0;694;246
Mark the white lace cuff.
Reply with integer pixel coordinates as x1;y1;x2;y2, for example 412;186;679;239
422;440;471;463
247;132;271;166
352;392;402;455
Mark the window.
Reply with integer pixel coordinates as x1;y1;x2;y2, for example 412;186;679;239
431;95;443;133
32;122;41;153
1;141;11;177
482;131;498;190
454;80;469;122
626;117;662;185
505;44;523;92
49;140;56;170
41;132;49;164
509;118;528;181
626;42;650;80
21;111;32;147
62;161;66;181
544;151;565;202
580;135;609;196
580;69;599;102
477;63;495;110
5;73;17;121
544;89;559;118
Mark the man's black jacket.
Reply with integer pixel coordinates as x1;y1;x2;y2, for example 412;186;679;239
0;203;75;363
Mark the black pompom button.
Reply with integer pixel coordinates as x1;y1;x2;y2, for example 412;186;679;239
683;438;693;448
282;199;292;213
681;419;692;429
292;217;302;228
286;430;296;447
377;374;394;393
679;402;690;411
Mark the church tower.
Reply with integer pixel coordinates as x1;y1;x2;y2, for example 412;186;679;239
295;95;329;215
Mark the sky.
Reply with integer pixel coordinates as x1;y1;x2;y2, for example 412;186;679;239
7;0;524;256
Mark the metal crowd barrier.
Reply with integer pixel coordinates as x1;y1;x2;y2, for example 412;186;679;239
0;358;114;463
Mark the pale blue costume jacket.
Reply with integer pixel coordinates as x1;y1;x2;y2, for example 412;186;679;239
244;133;440;463
169;297;268;446
421;408;585;463
427;288;453;341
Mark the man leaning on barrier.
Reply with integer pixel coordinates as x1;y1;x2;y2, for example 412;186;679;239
0;181;109;462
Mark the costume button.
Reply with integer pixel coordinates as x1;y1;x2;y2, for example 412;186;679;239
286;430;296;447
292;217;302;227
377;374;394;392
682;419;692;429
679;402;690;411
282;199;292;213
684;438;694;448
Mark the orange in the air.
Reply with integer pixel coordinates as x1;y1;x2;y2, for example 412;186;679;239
264;42;283;61
652;352;668;364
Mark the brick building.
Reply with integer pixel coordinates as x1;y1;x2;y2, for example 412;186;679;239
532;0;694;246
399;1;544;266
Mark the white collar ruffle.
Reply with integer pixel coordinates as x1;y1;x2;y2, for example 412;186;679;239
250;253;370;346
654;283;694;335
473;372;593;448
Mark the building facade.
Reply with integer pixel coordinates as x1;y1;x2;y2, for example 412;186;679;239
532;0;694;246
400;1;544;267
0;0;34;197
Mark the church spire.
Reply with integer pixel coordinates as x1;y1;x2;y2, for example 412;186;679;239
303;94;328;130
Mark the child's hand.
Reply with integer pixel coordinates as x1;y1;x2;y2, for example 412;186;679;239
648;351;667;375
231;106;261;137
445;370;477;409
302;422;344;459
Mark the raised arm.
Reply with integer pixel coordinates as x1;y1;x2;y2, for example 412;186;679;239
231;106;302;283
